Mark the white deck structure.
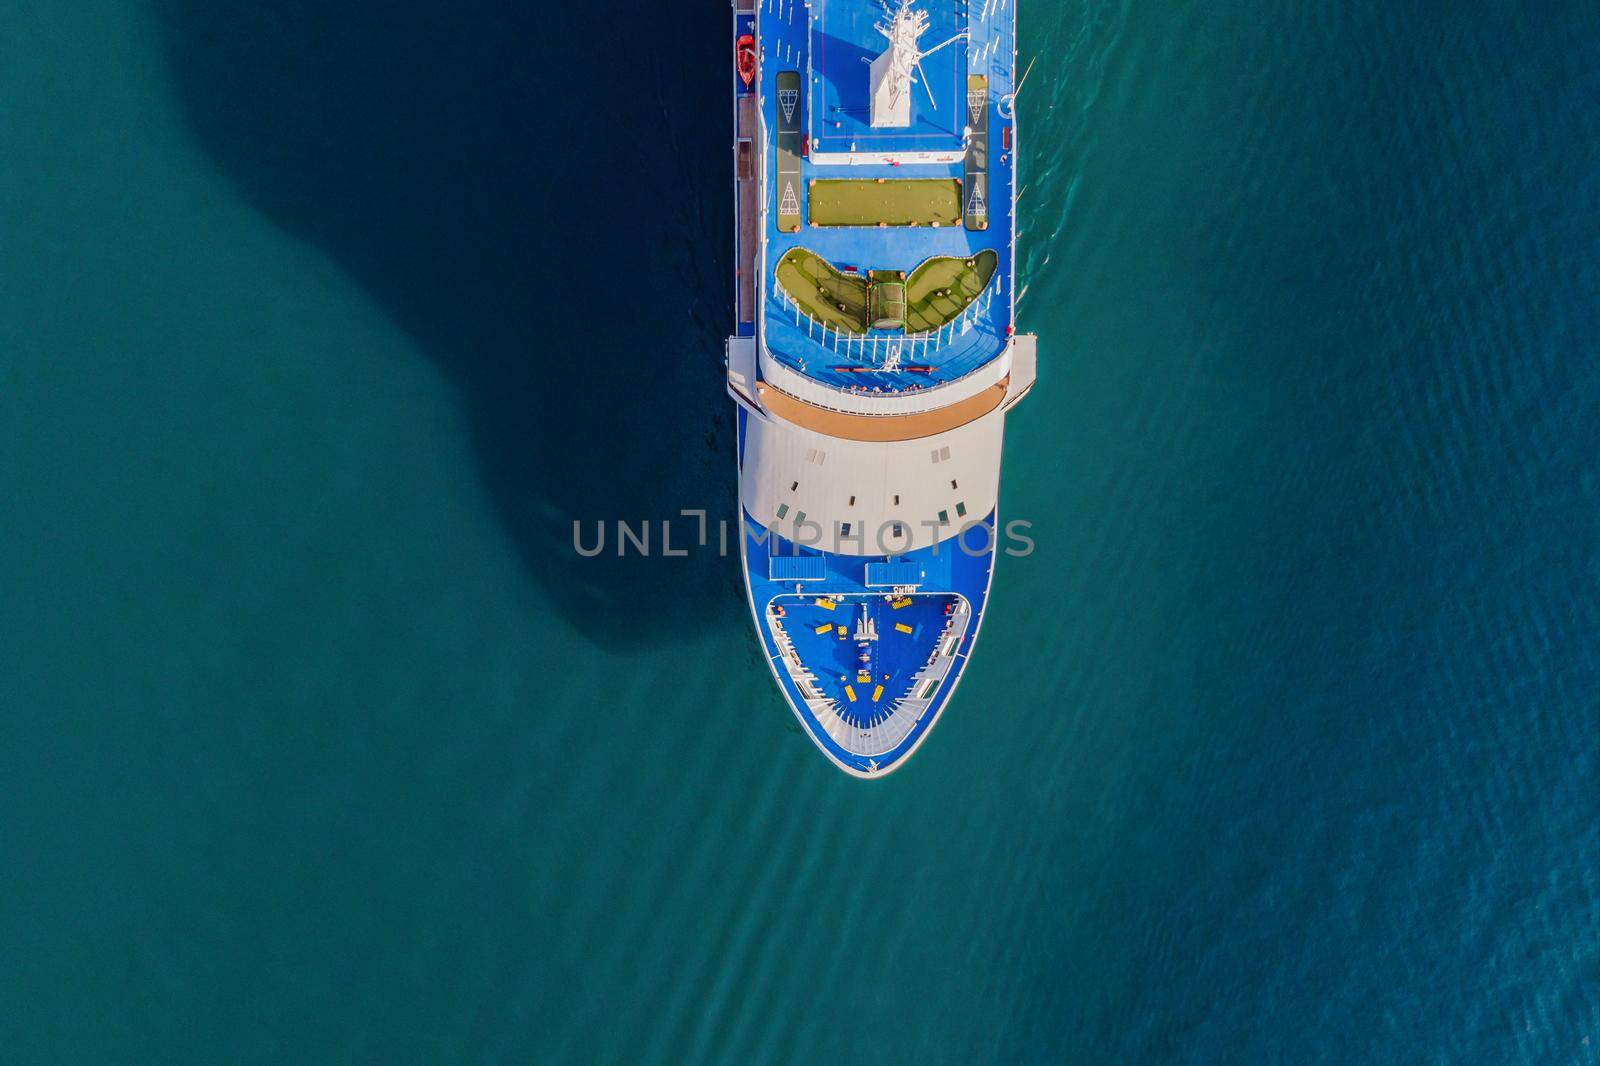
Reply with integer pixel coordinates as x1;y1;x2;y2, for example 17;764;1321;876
740;397;1006;555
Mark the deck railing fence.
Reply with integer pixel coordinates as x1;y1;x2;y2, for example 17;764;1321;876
772;283;1000;368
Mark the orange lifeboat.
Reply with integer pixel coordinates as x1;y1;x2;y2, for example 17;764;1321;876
736;34;757;87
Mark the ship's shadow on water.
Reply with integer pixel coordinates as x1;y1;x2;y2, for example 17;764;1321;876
153;0;746;650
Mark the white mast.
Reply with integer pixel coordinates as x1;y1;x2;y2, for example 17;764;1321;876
868;0;967;128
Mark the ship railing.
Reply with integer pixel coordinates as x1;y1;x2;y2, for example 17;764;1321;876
771;283;1001;367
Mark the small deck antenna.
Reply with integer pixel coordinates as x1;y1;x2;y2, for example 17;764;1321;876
998;54;1036;118
1015;54;1038;96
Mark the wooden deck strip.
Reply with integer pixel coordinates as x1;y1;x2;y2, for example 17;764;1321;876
737;144;757;322
755;381;1008;442
737;94;756;139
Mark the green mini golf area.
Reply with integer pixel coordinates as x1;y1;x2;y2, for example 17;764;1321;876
808;179;963;228
904;250;999;332
868;270;906;330
776;247;1001;336
775;248;869;333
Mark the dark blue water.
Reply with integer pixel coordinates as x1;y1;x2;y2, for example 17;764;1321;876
2;1;1597;1061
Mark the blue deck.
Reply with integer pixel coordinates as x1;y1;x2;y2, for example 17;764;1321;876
756;0;1018;393
809;0;967;157
775;592;956;724
741;496;996;775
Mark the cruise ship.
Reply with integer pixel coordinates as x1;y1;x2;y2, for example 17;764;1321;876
727;0;1035;776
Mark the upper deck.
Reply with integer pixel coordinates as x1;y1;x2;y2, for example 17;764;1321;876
753;0;1018;400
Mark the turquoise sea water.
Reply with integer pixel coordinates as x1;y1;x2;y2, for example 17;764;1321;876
3;1;1598;1061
